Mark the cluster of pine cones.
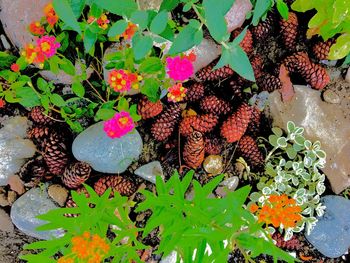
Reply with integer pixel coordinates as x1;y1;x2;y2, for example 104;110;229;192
26;106;136;201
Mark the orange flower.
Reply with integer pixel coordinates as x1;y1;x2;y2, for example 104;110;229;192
97;14;110;30
121;22;138;40
44;3;59;26
21;44;46;64
10;63;20;72
57;256;74;263
167;83;187;102
29;21;45;35
0;99;5;108
251;194;302;229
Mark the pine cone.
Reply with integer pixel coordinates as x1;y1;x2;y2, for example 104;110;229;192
247;107;262;137
94;175;136;197
229;81;243;99
62;162;91;189
137;96;163;120
30;106;54;125
272;232;301;250
256;73;282;92
179;114;219;137
185;83;205;102
221;103;252;143
237;135;264;169
204;136;223;155
232;28;253;54
151;104;181;141
283;51;310;73
312;38;336;60
27;126;50;149
196;63;234;82
280;12;298;51
250;55;264;79
251;14;274;42
43;133;68;175
200;96;232;116
183;131;205;169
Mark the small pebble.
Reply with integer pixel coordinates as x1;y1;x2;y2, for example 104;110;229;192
0;34;11;49
7;190;17;205
346;67;350;84
48;184;69;207
0;193;10;207
203;155;224;175
323;89;340;104
0;209;14;233
215;176;239;197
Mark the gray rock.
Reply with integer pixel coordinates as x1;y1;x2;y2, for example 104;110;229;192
225;0;253;32
160;251;177;263
215;176;239;197
138;0;162;10
323;89;341;104
346;67;350;84
10;185;63;239
134;161;164;184
0;117;36;186
0;208;14;233
72;122;143;173
306;195;350;258
268;85;350;194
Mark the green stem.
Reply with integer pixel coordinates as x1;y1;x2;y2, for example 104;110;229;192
265;147;279;163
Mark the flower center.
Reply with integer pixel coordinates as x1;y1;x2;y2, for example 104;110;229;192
118;117;129;126
41;42;51;52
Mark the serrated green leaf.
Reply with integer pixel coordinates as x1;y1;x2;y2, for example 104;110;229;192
50;94;66;107
159;0;180;11
252;0;272;26
53;0;82;34
130;10;149;30
168;23;202;55
108;20;128;37
83;27;97;53
16;86;41;107
95;0;137;17
95;108;116;121
150;11;168;34
59;58;76;76
132;34;153;60
140;78;160;101
139;57;163;73
69;0;86;18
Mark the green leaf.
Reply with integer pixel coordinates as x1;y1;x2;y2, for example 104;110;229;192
16;86;40;107
130;10;149;30
95;0;137;17
49;56;60;74
252;0;272;26
69;0;86;18
53;0;82;34
226;45;255;81
159;0;180;11
117;97;129;112
329;34;350;60
272;127;283;137
72;82;85;97
150;11;168;34
40;95;50;110
59;58;76;76
108;20;128;37
90;3;103;17
141;78;160;102
37;78;49;93
276;0;289;20
132;34;153;60
95;108;116;121
277;137;288;147
50;94;66;107
291;0;316;12
139;57;163;73
168;23;202;55
84;27;98;53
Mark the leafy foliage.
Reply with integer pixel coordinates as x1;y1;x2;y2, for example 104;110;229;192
136;170;296;263
292;0;350;59
251;0;290;24
250;121;327;240
20;185;146;262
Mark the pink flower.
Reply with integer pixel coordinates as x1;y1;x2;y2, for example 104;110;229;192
36;36;60;58
167;83;187;102
103;111;135;139
166;56;194;81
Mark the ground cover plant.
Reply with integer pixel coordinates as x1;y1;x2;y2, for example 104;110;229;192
0;0;349;262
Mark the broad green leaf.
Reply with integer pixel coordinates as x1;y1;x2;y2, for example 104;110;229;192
139;57;163;73
37;78;49;93
252;0;272;26
232;27;248;45
53;0;82;34
108;20;128;37
50;94;66;107
276;0;289;20
329;34;350;60
227;45;255;81
95;0;137;17
72;82;85;97
90;3;103;17
69;0;86;18
117;97;129;112
49;55;60;74
291;0;316;12
141;78;160;102
343;53;350;65
132;34;153;60
130;10;149;30
16;86;40;107
150;11;168;34
59;58;76;76
83;27;97;53
159;0;180;11
40;95;50;110
95;108;116;121
168;23;202;55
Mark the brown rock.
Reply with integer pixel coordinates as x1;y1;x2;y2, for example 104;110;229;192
7;191;17;205
268;85;350;194
48;184;68;207
0;193;9;207
7;175;25;195
0;209;14;233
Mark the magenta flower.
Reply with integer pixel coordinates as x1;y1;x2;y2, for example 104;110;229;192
36;36;60;58
166;56;194;81
103;111;135;139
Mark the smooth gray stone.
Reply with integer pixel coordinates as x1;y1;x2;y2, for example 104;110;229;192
134;161;164;184
72;122;143;173
305;195;350;258
10;185;63;240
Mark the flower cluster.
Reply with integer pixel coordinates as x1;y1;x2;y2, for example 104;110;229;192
250;194;302;229
44;2;59;26
29;21;45;35
22;36;60;64
103;111;135;139
108;69;142;92
57;232;110;263
167;83;187;102
87;14;110;30
121;22;138;40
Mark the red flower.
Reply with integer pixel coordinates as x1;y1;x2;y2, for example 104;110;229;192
29;21;45;35
10;63;20;72
0;99;5;108
44;3;59;26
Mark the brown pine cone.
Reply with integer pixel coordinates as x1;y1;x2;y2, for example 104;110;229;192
30;106;54;125
251;14;275;42
272;232;302;250
247;107;262;137
27;126;50;149
256;73;283;92
185;83;205;102
312;38;336;60
94;175;136;197
280;12;298;51
151;104;181;141
283;51;310;73
204;136;223;155
62;162;91;189
179;114;219;137
200;95;232;116
43;133;69;176
237;135;264;169
250;55;264;79
196;63;234;82
137;96;163;120
183;131;205;169
221;103;252;143
229;81;243;99
232;28;254;54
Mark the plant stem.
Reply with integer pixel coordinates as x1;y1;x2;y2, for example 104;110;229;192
86;79;106;102
265;147;278;163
